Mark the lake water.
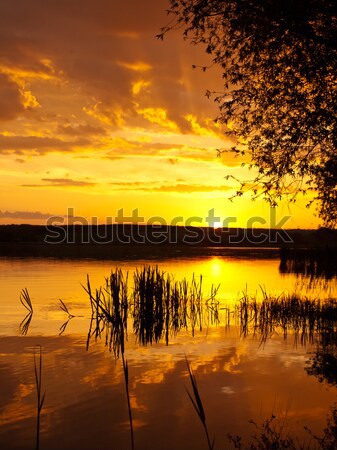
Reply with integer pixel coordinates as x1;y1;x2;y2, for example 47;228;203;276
1;249;337;450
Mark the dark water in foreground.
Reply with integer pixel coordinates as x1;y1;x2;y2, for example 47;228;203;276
1;250;337;450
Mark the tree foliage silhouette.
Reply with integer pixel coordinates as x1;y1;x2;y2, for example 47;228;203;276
159;0;337;226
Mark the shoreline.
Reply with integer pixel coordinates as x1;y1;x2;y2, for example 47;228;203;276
1;224;336;260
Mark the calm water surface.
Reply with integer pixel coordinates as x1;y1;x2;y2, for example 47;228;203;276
0;251;336;449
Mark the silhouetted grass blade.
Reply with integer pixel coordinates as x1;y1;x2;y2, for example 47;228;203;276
34;346;46;450
122;355;134;450
59;299;75;318
185;355;214;450
20;311;33;335
20;288;33;335
20;288;33;313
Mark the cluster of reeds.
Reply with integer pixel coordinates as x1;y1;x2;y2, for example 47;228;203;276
132;266;220;345
83;269;129;356
236;289;337;345
84;266;220;352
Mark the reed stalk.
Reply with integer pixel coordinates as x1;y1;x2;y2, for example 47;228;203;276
185;355;214;450
122;353;134;450
34;346;46;450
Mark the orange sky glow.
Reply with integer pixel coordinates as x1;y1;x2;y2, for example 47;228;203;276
0;0;320;228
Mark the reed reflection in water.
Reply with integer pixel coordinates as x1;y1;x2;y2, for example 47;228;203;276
85;266;222;354
236;290;337;391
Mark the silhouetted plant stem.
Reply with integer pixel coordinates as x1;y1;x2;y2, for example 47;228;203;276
185;355;214;450
20;288;33;335
59;299;75;318
20;288;33;313
119;298;134;450
122;352;134;450
34;346;45;450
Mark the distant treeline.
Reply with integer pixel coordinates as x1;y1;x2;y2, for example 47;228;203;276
0;224;337;261
0;224;336;247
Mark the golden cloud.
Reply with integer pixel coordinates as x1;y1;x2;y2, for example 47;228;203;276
117;60;152;72
135;106;179;132
83;102;126;128
132;79;151;96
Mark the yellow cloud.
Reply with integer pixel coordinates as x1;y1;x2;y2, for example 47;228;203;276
2;67;54;81
132;80;151;96
0;131;16;136
83;102;125;128
136;106;179;132
100;136;139;151
21;89;40;109
1;59;58;82
185;114;219;137
117;60;152;72
1;68;40;109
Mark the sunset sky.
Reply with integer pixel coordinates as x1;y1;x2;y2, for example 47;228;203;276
0;0;319;228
